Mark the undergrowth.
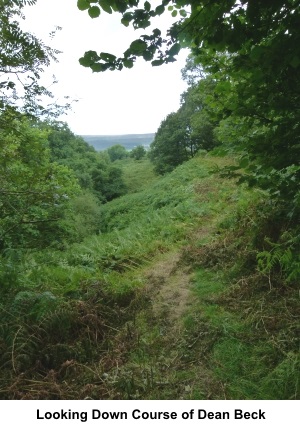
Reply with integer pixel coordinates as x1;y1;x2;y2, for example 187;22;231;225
114;158;157;194
178;196;300;399
0;153;299;399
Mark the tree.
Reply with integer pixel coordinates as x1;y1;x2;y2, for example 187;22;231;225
78;1;300;78
107;144;128;162
46;121;99;189
0;111;80;249
149;111;189;174
149;77;218;174
45;122;128;202
91;161;127;201
78;0;184;71
130;145;146;160
0;2;80;249
78;0;300;223
0;0;66;119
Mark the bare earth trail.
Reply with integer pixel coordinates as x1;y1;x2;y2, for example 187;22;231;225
142;217;220;335
121;245;222;400
144;250;193;333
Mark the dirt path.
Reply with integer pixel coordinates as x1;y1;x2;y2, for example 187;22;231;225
144;251;193;333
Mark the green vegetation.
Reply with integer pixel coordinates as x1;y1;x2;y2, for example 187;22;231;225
1;152;299;399
107;144;129;162
0;0;299;400
80;0;300;259
114;158;157;194
47;123;128;203
149;81;218;174
130;145;147;160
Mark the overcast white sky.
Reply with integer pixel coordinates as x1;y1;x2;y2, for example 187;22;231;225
21;0;188;135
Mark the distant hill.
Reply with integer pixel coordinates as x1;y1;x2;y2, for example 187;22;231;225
81;133;155;151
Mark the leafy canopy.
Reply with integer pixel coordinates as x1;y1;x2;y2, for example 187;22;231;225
0;1;79;250
130;145;146;160
0;0;67;118
75;0;299;224
77;1;300;75
77;0;300;227
107;144;129;161
0;111;80;249
45;123;128;202
149;76;218;174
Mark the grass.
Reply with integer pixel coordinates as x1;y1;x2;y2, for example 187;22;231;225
178;264;300;399
0;152;299;399
114;157;158;193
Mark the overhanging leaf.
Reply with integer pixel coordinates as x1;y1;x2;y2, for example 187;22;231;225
100;52;117;62
79;56;92;67
152;28;161;37
91;63;105;72
151;59;164;66
155;5;165;15
79;50;99;67
129;39;148;54
168;43;181;57
121;12;133;27
99;0;113;14
123;59;134;68
77;0;89;11
143;50;154;61
88;6;101;18
114;0;128;13
144;1;151;12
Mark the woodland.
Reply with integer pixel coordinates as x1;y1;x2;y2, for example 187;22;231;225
0;0;299;399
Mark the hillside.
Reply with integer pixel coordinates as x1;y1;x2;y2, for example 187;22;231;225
81;133;155;151
2;0;299;404
0;154;299;399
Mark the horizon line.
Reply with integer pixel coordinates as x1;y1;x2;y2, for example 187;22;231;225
80;132;155;137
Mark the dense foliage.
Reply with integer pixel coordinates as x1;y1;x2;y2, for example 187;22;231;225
0;0;299;401
79;0;300;280
79;0;300;214
149;79;218;173
1;154;299;399
0;0;69;118
46;123;127;202
0;113;80;250
106;144;129;162
0;1;76;250
130;145;146;160
0;1;127;247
